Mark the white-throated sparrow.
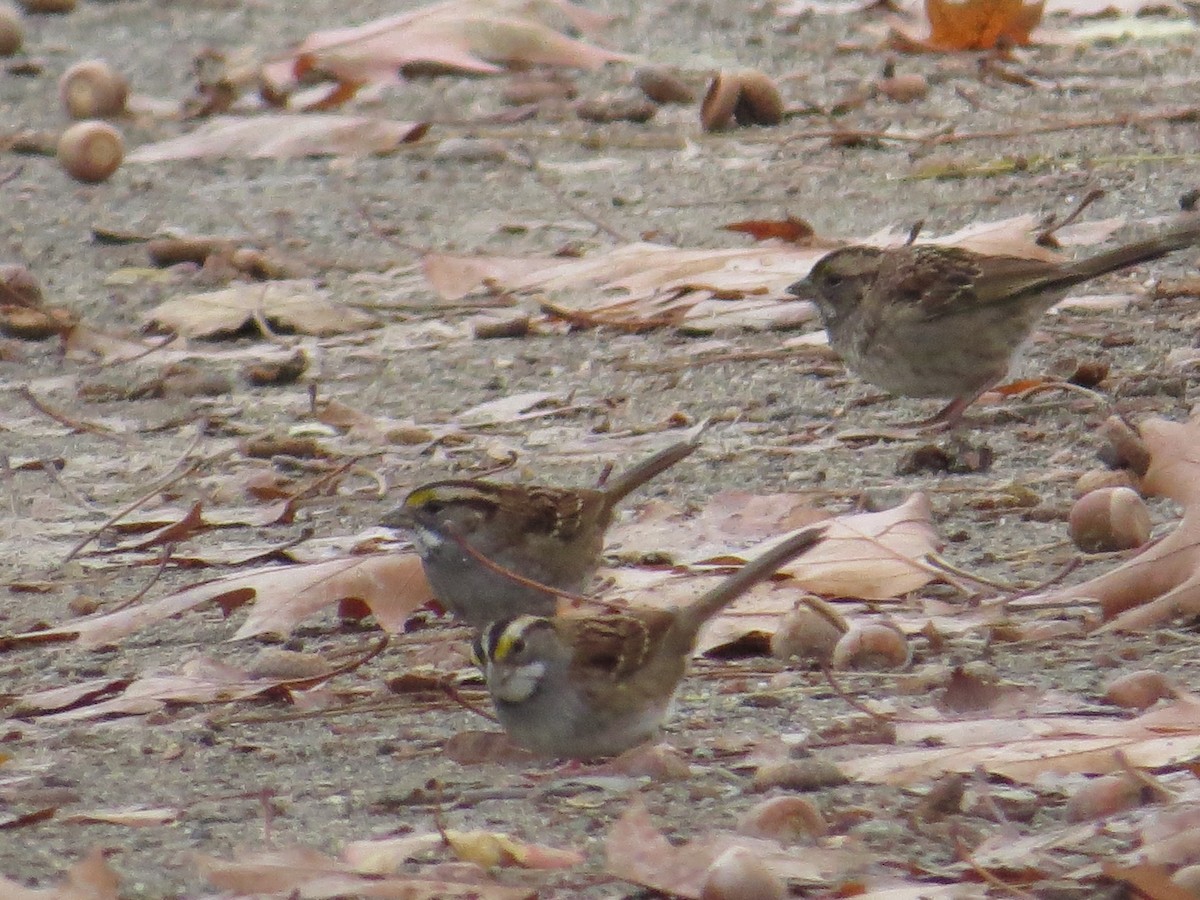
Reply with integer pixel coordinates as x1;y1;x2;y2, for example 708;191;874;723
383;436;700;626
471;525;827;758
787;216;1200;425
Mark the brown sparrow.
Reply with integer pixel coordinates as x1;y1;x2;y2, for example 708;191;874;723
471;525;827;758
382;436;700;626
788;217;1200;425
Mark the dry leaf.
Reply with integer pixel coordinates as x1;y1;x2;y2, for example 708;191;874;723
893;0;1046;50
194;845;535;898
127;115;429;162
605;799;861;898
723;217;816;243
421;215;1115;335
61;807;181;827
145;281;380;338
16;651;365;723
424;242;825;332
442;830;584;869
0;847;121;900
264;0;630;104
840;698;1200;785
12;555;433;648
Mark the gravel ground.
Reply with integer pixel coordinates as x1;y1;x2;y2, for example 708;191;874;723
2;0;1200;896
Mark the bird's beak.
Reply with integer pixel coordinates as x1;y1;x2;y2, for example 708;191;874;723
380;506;413;530
785;276;815;300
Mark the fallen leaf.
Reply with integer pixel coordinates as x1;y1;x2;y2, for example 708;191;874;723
10;555;433;648
723;217;816;244
0;847;121;900
443;830;585;869
264;0;630;104
17;648;376;723
193;845;537;898
62;807;181;827
421;215;1117;335
127;115;429;161
421;241;827;331
605;798;861;898
840;698;1200;785
145;281;380;338
893;0;1046;50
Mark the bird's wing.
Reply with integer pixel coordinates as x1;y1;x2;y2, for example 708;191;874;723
562;611;675;682
878;246;1062;321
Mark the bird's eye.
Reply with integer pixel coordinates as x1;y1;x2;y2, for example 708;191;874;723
424;500;443;516
508;637;526;656
824;273;843;288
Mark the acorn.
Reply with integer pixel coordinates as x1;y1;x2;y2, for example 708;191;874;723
0;5;23;56
57;121;124;183
770;599;845;665
701;848;785;900
876;73;929;103
1067;486;1151;553
0;263;43;307
831;622;910;671
1064;773;1144;823
701;69;784;131
1073;468;1137;497
633;65;694;105
736;796;826;843
1102;670;1173;710
59;59;128;119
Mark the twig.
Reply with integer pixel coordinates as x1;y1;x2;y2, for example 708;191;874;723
1113;749;1176;802
441;523;618;612
541;301;688;332
933;107;1200;146
90;331;179;371
251;286;297;348
970;765;1011;825
290;455;364;502
259;788;276;846
1012;379;1111;413
61;446;231;565
1006;556;1083;600
619;347;830;372
36;457;98;510
17;385;131;443
350;463;388;500
779;106;1200;153
0;453;17;518
1036;188;1105;245
105;542;175;612
509;143;634;243
439;679;498;723
820;663;893;725
954;829;1038;899
923;553;1021;592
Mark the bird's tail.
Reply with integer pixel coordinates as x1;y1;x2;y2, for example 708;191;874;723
668;525;827;655
599;425;705;511
1056;215;1200;288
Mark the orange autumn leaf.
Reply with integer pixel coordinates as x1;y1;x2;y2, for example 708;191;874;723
924;0;1045;50
722;217;815;244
